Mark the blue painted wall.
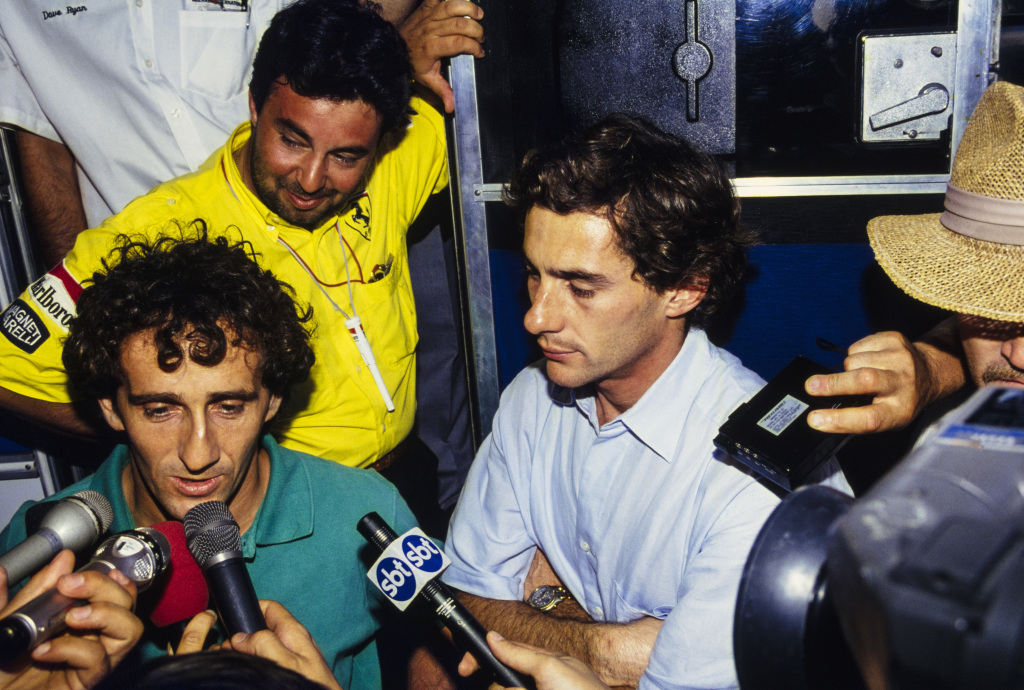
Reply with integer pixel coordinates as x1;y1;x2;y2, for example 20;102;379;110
489;243;947;391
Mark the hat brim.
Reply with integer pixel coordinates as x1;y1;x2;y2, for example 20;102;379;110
868;213;1024;322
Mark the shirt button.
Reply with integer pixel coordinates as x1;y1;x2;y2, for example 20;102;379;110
167;199;176;206
580;541;590;553
267;225;274;232
381;423;386;432
135;0;143;6
356;365;362;373
171;108;181;119
145;59;153;69
593;606;604;617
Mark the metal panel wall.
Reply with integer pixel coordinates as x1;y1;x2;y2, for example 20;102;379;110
448;0;1003;442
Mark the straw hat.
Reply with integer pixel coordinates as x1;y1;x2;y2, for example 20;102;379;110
867;80;1024;322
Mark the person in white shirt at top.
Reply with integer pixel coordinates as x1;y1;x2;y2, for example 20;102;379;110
426;114;850;690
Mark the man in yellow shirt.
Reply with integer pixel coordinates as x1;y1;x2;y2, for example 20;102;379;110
0;0;483;511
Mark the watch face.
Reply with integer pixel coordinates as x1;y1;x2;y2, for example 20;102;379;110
529;586;557;609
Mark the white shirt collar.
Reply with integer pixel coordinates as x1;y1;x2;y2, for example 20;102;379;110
550;329;718;462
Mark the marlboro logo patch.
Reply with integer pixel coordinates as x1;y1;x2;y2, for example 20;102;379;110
27;263;81;332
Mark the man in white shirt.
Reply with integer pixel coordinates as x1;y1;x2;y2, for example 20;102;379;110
425;115;849;690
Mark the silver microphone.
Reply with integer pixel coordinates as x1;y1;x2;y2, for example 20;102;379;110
0;524;171;662
0;491;114;586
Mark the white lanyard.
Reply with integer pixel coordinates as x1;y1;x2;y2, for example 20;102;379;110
277;229;395;412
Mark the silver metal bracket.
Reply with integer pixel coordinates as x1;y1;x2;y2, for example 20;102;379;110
861;32;958;143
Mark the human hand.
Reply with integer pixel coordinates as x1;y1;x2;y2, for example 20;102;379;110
459;616;660;687
399;0;484;112
219;600;341;690
471;631;610;690
805;331;953;434
175;609;219;654
0;550;142;690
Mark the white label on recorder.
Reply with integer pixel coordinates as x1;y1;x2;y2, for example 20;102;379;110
757;395;809;436
366;527;451;611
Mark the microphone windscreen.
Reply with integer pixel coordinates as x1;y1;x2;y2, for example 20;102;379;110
141;522;209;627
183;501;241;568
71;491;115;533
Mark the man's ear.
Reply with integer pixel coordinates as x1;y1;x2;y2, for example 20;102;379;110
664;278;709;318
248;91;259;127
264;394;283;424
97;398;125;432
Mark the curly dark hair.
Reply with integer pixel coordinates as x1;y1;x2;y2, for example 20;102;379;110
504;114;757;327
62;223;315;401
250;0;411;133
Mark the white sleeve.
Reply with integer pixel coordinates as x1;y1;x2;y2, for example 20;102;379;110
639;481;779;690
0;21;60;140
441;378;539;601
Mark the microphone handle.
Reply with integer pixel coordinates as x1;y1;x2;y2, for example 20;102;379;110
0;559;118;662
0;529;62;586
205;557;266;636
357;513;531;687
419;579;533;689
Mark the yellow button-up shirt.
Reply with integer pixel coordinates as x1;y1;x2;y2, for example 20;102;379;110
0;96;448;468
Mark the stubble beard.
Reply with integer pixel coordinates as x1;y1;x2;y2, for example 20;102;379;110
249;146;352;231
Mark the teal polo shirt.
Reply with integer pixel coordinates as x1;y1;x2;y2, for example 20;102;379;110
0;435;418;690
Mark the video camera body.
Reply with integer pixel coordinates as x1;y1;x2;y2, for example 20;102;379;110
736;386;1024;690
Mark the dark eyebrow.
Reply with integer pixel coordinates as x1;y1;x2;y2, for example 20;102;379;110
276;118;372;158
522;255;611;287
126;392;182;406
209;391;260;404
550;268;613;287
126;391;259;406
276;119;312;145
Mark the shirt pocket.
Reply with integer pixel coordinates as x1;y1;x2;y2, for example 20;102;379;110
358;255;417;368
179;11;251;101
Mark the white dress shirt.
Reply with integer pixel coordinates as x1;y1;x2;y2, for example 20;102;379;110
443;329;851;689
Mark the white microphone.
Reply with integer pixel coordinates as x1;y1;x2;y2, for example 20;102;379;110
0;491;114;586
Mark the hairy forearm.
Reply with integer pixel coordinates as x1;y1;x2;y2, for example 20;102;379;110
458;592;655;687
915;316;968;403
15;130;87;267
0;385;99;438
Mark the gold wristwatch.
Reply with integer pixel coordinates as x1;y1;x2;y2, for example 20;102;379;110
527;585;573;611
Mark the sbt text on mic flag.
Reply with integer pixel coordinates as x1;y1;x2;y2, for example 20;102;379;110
366;528;450;610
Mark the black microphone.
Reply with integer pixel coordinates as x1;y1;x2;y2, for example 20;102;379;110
358;512;532;689
183;501;266;636
0;490;114;587
0;524;172;662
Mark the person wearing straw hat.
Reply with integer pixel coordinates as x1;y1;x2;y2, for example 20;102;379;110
805;80;1024;434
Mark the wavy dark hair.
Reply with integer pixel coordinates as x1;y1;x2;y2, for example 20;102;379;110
504;114;757;327
250;0;411;133
63;224;315;401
